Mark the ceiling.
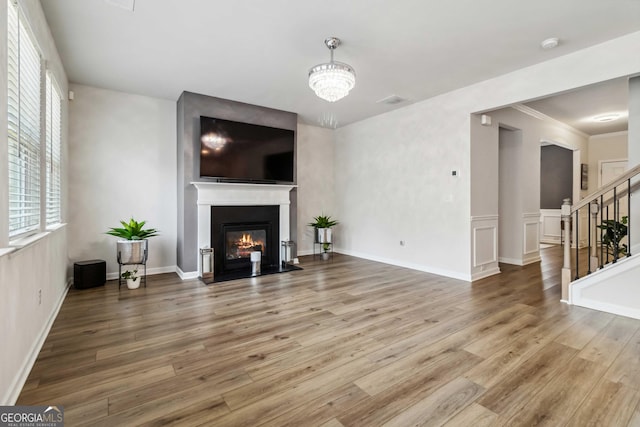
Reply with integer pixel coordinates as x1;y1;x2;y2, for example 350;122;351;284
40;0;640;128
524;77;630;136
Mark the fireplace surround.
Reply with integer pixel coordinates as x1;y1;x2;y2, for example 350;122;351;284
211;205;279;277
192;182;296;281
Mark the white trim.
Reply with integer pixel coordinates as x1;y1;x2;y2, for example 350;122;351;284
470;214;499;221
471;266;501;281
523;213;540;255
540;209;562;244
523;212;541;219
498;256;523;265
540;138;579;151
191;182;295;273
4;278;71;405
499;256;540;266
105;265;178;281
569;253;640;304
176;266;199;280
598;158;628;188
572;298;640;320
473;226;497;267
512;104;589;139
337;248;472;282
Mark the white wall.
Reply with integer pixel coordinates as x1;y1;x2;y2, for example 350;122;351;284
334;101;470;280
630;76;640;250
68;84;177;277
0;0;69;404
498;128;523;264
481;107;588;266
335;31;640;281
588;131;628;189
296;124;335;255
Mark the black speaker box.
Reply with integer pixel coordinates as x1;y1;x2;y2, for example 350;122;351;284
74;260;106;289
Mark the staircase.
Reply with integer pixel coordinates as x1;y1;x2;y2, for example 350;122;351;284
561;164;640;319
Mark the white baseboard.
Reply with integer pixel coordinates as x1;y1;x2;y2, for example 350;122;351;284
499;257;523;265
471;266;501;281
498;256;540;266
572;298;640;320
4;279;71;405
337;248;472;282
106;265;178;281
176;266;199;280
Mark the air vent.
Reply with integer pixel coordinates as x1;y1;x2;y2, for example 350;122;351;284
104;0;135;11
377;95;407;105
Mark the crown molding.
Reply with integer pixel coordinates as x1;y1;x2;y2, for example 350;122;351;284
511;104;590;139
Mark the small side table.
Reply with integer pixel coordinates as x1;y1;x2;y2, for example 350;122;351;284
74;260;106;289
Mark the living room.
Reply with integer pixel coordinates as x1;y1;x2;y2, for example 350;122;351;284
2;0;640;423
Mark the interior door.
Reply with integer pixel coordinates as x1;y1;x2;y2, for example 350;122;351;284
600;160;628;220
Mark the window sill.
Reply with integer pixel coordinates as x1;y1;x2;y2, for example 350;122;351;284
1;223;67;258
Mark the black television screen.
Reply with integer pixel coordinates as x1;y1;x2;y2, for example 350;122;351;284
199;116;295;183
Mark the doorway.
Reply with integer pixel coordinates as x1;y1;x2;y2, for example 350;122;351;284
498;127;523;264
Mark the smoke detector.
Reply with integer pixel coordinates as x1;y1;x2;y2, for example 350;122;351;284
540;37;559;50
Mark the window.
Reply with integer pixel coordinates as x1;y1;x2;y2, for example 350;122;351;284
45;73;62;226
7;0;42;238
6;0;64;241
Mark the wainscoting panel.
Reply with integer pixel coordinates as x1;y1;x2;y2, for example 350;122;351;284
471;215;500;281
540;209;561;244
523;213;541;265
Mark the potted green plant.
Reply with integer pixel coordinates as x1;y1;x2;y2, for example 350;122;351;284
121;269;140;289
309;214;338;260
597;215;628;262
106;218;159;264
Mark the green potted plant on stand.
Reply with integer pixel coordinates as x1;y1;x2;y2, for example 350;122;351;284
121;269;140;289
107;218;159;288
597;215;628;263
309;214;338;260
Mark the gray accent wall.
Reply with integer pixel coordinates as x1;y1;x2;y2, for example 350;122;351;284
177;91;297;272
540;144;573;209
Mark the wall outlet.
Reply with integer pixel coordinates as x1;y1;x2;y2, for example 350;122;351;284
400;240;405;246
38;289;42;305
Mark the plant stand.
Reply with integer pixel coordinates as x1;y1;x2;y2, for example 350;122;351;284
118;245;147;291
313;241;333;261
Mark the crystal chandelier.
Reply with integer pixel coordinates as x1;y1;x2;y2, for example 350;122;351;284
308;37;356;102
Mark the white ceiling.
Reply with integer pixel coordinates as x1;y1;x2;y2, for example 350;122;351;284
40;0;640;128
524;78;629;136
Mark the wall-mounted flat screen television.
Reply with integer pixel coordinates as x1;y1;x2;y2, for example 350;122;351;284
199;116;295;183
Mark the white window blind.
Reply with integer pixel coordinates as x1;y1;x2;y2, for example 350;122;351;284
45;73;62;226
7;0;43;237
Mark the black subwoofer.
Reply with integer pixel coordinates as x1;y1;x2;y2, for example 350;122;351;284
74;260;106;289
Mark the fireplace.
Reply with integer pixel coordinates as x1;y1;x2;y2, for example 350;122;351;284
211;205;280;278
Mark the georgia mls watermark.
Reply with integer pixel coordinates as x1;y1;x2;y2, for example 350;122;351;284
0;406;63;427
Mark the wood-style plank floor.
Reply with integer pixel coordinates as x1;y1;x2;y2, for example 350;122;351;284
18;246;640;426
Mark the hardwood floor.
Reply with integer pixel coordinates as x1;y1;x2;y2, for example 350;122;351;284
18;246;640;426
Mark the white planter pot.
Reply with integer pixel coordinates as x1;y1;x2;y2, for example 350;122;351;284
321;252;330;261
316;228;332;243
126;277;141;289
117;240;148;264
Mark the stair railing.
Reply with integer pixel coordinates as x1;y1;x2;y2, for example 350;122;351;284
561;164;640;301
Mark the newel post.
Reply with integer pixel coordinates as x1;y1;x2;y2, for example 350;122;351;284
561;198;572;302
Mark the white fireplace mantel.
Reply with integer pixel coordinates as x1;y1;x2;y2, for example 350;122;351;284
191;182;296;274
